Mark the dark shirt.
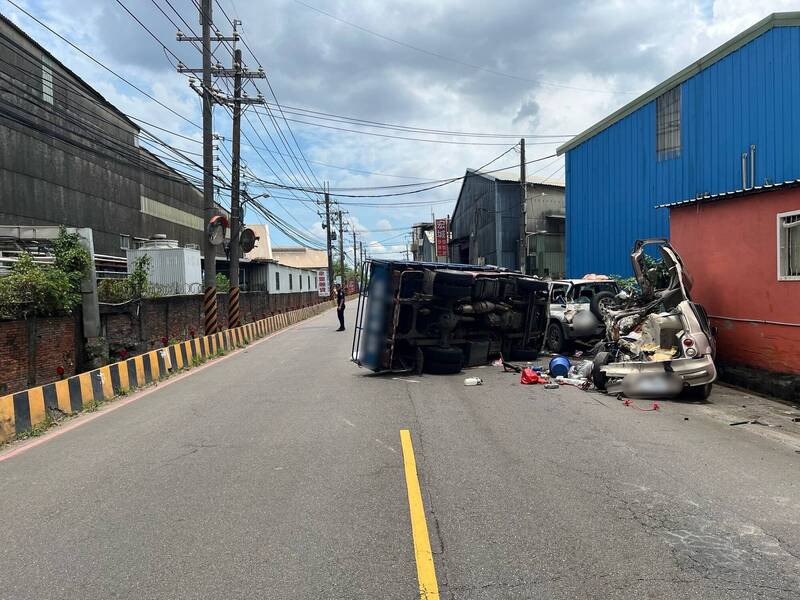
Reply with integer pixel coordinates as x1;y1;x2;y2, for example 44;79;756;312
336;288;345;307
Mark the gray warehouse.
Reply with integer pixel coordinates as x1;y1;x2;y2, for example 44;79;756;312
449;169;564;276
0;14;213;257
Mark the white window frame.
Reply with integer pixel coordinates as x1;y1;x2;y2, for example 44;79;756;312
777;209;800;281
42;55;54;104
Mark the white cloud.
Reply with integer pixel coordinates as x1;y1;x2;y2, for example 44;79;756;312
11;0;797;246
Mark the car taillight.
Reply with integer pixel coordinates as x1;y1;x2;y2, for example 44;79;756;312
685;347;697;357
682;337;695;347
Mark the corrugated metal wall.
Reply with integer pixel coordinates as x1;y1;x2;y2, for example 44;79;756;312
565;25;800;276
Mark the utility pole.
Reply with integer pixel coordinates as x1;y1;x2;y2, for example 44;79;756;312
352;229;358;273
177;5;263;332
321;183;333;292
200;0;216;333
225;24;264;328
337;209;345;283
518;138;527;274
360;240;364;267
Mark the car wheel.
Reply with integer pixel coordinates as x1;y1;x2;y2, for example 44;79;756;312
592;351;611;391
546;322;565;354
590;291;616;319
682;382;712;401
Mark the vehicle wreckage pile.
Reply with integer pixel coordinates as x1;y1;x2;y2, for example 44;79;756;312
353;240;717;400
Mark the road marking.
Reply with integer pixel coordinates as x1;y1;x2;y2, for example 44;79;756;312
400;429;440;600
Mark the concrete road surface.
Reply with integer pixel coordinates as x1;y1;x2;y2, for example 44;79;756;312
1;308;799;599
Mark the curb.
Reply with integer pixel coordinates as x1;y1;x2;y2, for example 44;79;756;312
0;301;335;444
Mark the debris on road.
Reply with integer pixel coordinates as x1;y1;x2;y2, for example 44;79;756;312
555;376;590;390
544;383;560;389
520;368;548;385
464;377;483;386
548;355;571;377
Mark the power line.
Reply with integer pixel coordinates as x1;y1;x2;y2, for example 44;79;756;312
251;107;566;146
260;102;572;139
294;0;638;95
5;0;200;129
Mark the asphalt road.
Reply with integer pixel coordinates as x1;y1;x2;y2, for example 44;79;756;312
1;308;799;599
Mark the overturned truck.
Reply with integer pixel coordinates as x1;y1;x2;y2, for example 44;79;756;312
352;260;550;374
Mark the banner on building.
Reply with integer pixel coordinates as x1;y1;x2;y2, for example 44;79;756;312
435;218;448;257
318;270;330;297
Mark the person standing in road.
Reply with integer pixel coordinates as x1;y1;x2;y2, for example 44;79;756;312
335;283;346;331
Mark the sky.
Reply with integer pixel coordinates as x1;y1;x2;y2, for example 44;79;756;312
3;0;798;260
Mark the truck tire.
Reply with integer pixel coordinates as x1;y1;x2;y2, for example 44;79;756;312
434;271;474;286
432;282;471;300
546;322;566;354
592;351;611;391
423;346;463;375
590;291;616;319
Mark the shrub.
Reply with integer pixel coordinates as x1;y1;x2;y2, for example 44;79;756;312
215;272;230;293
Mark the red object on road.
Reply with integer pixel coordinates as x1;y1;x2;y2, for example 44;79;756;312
520;368;545;385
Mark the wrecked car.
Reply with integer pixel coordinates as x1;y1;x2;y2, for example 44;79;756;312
352;260;550;374
592;239;717;400
547;279;620;353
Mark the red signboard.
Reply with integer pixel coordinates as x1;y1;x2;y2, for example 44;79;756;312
435;218;448;257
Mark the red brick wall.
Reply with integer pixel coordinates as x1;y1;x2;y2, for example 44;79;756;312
670;188;800;374
0;315;76;395
0;291;328;394
101;291;326;359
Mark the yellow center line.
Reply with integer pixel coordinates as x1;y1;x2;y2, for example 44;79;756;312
400;429;440;600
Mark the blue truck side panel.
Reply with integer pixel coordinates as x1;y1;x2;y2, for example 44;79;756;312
565;26;800;277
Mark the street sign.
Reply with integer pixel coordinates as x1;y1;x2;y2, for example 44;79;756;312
318;269;330;297
435;218;448;257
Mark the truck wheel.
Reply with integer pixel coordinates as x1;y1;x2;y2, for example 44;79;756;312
546;322;566;354
592;351;611;391
432;282;471;299
510;348;540;361
422;346;463;375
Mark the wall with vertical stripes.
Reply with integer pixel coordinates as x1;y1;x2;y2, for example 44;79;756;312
565;25;800;276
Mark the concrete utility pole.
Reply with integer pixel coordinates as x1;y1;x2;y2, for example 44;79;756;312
178;16;264;330
337;210;345;282
518;137;527;274
200;0;217;333
360;240;364;267
322;183;333;290
352;229;358;273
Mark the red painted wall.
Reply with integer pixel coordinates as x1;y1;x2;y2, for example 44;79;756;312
670;188;800;374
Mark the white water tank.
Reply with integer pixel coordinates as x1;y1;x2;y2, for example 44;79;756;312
126;235;202;295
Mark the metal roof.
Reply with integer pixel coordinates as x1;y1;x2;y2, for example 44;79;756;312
656;179;800;209
557;11;800;156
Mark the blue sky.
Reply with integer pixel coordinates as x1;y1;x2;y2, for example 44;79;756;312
3;0;796;258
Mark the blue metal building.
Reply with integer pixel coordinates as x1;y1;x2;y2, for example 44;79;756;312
557;12;800;276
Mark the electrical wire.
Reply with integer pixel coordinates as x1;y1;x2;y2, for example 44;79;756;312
294;0;638;95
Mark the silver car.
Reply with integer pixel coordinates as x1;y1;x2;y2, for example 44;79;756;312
592;239;717;400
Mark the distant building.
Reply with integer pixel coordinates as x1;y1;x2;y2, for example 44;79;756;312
410;222;433;261
558;12;800;278
449;169;564;275
0;14;220;258
242;238;323;295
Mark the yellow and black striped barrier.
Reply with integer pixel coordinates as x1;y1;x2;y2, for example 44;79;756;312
0;301;335;444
